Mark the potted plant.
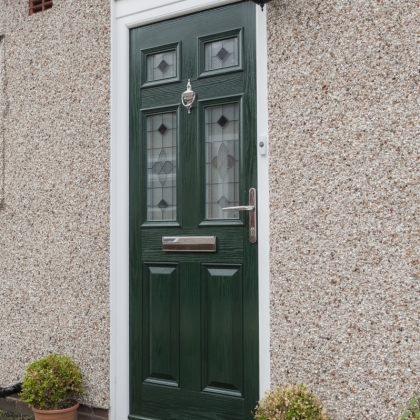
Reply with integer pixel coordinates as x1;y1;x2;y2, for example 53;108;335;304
400;394;420;419
19;354;84;420
254;384;330;420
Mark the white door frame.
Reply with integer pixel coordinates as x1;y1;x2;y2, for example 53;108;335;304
110;1;270;418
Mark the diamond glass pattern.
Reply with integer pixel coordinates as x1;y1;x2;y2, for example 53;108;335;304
217;115;229;128
218;196;229;209
147;112;177;221
147;50;177;82
216;47;229;62
158;199;168;209
158;124;168;135
157;60;169;74
204;37;238;71
152;150;174;186
211;144;235;181
205;103;239;219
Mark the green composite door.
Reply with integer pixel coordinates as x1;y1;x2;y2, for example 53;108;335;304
129;3;258;420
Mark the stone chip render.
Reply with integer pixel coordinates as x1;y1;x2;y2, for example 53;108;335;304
267;0;420;419
0;34;5;205
0;0;111;410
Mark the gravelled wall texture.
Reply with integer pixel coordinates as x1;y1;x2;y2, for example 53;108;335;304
0;0;110;409
0;34;4;205
267;0;420;418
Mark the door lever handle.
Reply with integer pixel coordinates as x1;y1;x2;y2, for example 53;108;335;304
222;188;257;243
222;205;254;212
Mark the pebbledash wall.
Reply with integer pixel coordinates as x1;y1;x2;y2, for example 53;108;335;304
267;0;420;419
0;0;111;414
0;33;4;205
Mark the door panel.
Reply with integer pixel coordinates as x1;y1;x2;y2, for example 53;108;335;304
141;384;244;420
202;265;243;397
129;3;258;420
143;264;180;387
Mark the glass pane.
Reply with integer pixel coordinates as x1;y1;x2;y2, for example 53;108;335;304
204;37;238;71
147;112;177;221
146;50;177;82
205;103;239;219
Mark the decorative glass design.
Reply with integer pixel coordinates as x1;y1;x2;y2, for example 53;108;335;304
205;103;239;219
147;112;177;221
204;37;238;71
147;50;177;82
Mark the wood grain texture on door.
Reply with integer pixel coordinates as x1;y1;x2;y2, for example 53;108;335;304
129;3;258;419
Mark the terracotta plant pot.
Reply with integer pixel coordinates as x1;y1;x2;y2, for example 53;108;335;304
32;401;79;420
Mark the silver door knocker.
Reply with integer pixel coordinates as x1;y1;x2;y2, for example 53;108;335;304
182;79;196;114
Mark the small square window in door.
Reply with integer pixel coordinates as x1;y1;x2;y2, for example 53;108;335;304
204;37;238;71
146;50;177;82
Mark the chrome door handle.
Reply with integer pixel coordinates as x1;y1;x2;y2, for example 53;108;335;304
222;205;254;212
222;188;257;243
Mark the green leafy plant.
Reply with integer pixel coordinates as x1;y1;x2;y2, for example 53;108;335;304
20;354;84;410
400;395;420;420
254;384;330;420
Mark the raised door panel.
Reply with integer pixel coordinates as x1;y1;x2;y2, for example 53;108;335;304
141;384;244;420
202;264;243;397
143;264;180;387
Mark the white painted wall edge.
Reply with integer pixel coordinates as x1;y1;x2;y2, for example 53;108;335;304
115;0;184;19
110;1;270;418
110;2;130;420
115;0;242;20
256;6;271;397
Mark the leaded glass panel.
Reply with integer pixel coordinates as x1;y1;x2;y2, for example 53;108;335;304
204;37;238;71
147;112;177;221
205;103;239;219
147;50;177;82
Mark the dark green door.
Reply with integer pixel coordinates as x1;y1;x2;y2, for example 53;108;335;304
129;3;258;420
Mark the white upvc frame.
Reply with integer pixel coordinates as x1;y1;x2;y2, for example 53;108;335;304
110;1;270;419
